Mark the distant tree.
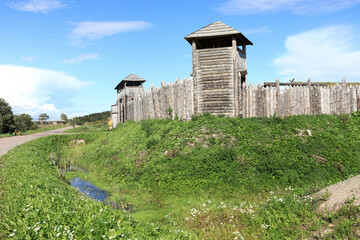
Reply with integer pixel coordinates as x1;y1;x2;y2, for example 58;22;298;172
60;113;68;122
0;98;15;134
14;113;34;132
69;117;80;128
74;111;110;125
38;113;49;121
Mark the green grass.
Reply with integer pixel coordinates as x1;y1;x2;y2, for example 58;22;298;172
0;136;192;239
0;133;12;138
65;121;108;133
0;125;67;138
2;113;360;239
23;125;68;135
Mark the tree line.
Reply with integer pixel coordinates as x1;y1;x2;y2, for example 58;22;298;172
70;111;110;125
0;98;69;134
0;97;110;134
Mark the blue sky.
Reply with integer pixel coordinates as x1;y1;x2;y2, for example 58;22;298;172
0;0;360;119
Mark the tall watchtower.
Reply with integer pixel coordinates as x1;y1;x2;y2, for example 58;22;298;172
185;21;253;117
114;73;146;124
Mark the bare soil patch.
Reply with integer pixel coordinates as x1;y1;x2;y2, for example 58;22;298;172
314;175;360;212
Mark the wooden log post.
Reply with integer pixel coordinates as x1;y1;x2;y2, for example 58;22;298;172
275;78;280;116
116;96;120;124
232;36;239;117
357;86;360;111
192;40;198;115
341;78;346;114
239;72;244;117
307;78;312;114
124;95;128;122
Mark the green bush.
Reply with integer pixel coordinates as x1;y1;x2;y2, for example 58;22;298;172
0;98;15;134
14;113;34;132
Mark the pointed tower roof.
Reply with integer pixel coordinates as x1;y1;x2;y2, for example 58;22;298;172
184;21;252;46
114;73;146;90
122;73;146;82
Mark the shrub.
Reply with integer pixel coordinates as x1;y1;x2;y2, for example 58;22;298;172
0;98;15;134
14;113;34;132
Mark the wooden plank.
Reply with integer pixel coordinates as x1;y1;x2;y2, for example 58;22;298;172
264;82;328;87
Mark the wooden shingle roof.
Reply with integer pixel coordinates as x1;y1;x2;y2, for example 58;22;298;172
114;73;145;90
121;73;146;82
185;21;252;45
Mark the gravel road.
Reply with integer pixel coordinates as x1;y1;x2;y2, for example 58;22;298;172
0;126;74;158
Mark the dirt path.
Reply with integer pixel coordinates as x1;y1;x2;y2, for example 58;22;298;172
314;175;360;212
0;126;74;158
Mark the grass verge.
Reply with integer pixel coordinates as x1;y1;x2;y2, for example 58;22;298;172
2;113;360;239
0;125;68;138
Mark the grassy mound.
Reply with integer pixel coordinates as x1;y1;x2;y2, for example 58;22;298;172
2;113;360;239
70;113;360;196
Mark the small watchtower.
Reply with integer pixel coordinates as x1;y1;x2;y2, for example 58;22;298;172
185;21;253;117
114;73;146;124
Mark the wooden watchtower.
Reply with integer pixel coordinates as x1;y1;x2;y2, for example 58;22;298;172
185;21;253;117
114;73;146;124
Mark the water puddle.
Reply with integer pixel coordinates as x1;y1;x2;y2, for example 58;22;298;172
65;166;133;211
69;177;108;202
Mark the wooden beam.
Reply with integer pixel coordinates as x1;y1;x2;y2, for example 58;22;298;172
264;82;328;87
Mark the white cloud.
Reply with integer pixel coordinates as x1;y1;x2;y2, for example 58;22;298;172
243;26;270;35
8;0;66;13
21;56;36;62
68;21;151;45
273;25;360;82
62;53;99;64
217;0;360;15
0;65;93;117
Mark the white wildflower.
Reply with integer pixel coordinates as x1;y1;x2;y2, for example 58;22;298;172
261;223;269;229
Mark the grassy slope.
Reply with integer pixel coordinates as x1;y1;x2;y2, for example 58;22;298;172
71;114;360;195
0;136;189;239
2;113;360;239
63;113;360;239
